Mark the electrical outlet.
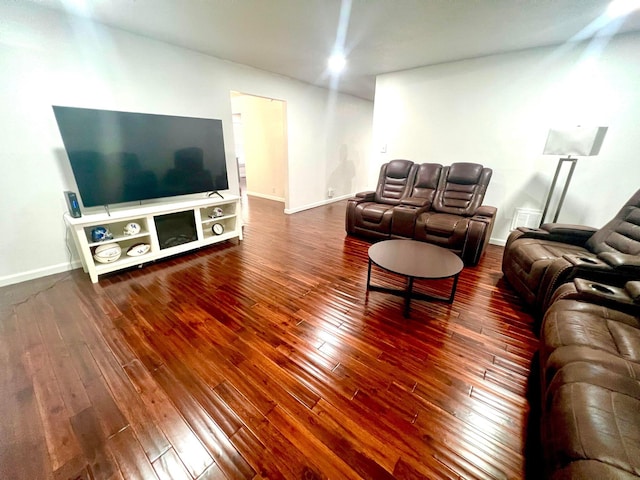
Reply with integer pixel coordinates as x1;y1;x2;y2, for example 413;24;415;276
327;187;334;198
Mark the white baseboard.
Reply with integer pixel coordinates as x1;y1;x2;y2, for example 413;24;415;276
246;191;285;203
489;237;506;247
0;260;82;288
284;193;353;214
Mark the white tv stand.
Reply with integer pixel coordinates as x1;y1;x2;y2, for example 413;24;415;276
64;195;242;283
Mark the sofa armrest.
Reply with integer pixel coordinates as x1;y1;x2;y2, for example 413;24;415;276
355;191;376;201
546;278;640;317
597;252;640;273
574;278;636;306
539;223;597;244
462;206;497;266
626;281;640;304
346;191;376;234
513;223;597;246
474;205;497;219
540;223;597;235
568;278;640;316
539;254;639;312
562;254;608;268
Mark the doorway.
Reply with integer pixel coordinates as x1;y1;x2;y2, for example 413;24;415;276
230;91;288;210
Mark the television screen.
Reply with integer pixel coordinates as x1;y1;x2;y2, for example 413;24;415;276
52;106;229;207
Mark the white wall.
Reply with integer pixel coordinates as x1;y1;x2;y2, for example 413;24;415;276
0;2;373;286
373;32;640;244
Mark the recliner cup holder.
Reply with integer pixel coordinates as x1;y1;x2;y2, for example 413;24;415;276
589;283;614;295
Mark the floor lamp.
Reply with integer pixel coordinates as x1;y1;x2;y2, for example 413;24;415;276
540;126;608;226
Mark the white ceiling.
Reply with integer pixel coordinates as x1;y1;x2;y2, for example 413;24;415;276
27;0;640;100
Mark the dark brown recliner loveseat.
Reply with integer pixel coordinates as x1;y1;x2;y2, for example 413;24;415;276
345;160;497;265
502;188;640;312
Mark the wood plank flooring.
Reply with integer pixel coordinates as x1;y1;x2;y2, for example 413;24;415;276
0;196;541;479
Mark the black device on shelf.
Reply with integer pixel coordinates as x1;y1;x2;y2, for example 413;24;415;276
63;190;82;218
154;211;198;249
52;106;229;207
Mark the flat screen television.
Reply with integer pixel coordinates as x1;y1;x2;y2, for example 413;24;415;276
52;106;229;207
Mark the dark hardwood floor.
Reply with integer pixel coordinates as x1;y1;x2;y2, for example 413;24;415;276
0;196;541;480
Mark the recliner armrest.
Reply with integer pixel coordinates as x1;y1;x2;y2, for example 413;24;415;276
626;281;640;303
514;223;597;245
355;191;376;201
462;206;497;266
553;278;640;316
539;254;639;312
539;223;597;242
540;223;598;234
562;254;608;268
597;252;640;273
472;205;497;220
513;227;550;239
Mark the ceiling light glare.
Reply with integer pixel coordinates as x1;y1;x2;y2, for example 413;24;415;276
606;0;640;18
328;54;346;74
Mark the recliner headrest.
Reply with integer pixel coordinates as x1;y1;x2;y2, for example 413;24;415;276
447;163;484;184
586;188;640;255
386;159;414;179
414;163;442;188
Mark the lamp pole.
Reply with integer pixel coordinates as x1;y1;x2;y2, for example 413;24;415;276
540;156;578;226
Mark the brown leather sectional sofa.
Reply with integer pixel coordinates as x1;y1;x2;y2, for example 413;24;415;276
501;188;640;479
345;160;496;265
502;188;640;313
539;279;640;479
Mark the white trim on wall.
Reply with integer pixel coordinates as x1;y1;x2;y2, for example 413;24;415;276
0;261;82;288
284;193;353;214
246;191;286;203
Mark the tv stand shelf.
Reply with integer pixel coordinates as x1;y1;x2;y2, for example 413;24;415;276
64;195;242;283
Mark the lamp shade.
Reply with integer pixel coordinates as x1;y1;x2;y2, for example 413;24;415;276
543;126;608;156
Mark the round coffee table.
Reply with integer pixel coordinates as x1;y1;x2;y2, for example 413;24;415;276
366;239;464;317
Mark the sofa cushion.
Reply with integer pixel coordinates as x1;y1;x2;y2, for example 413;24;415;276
550;460;640;480
545;346;640;390
414;212;470;251
541;299;640;386
545;378;640;477
357;202;394;223
542;301;640;360
546;362;640;403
